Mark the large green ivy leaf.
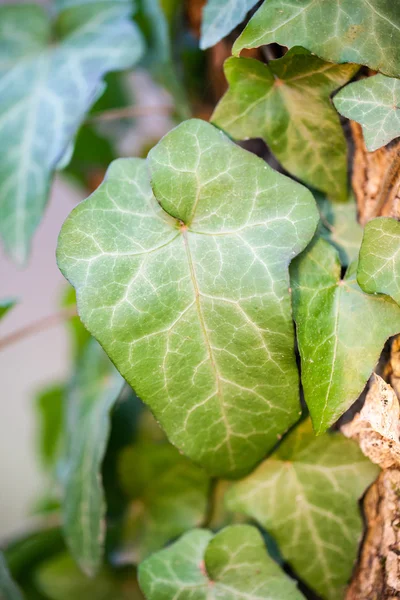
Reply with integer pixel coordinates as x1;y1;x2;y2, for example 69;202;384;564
334;75;400;151
290;237;400;433
138;525;305;599
57;119;319;477
227;420;379;600
0;1;143;264
63;339;124;576
118;441;209;561
357;217;400;306
0;553;23;600
200;0;260;50
212;51;357;202
317;193;363;267
233;1;400;78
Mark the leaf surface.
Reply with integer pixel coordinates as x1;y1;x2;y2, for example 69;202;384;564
36;384;64;471
212;51;357;201
290;237;400;432
118;441;209;561
57;119;319;477
138;525;305;599
316;194;363;266
0;553;23;600
233;0;400;77
334;74;400;151
200;0;259;49
357;217;400;305
0;2;143;264
63;339;124;576
228;420;379;600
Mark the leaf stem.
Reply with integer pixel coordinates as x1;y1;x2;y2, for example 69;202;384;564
0;306;77;352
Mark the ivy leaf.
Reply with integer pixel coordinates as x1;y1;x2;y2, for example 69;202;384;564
63;339;124;576
138;525;305;599
34;552;133;600
233;0;400;78
334;75;400;151
227;420;379;600
35;384;64;471
290;237;400;433
357;217;400;306
0;553;23;600
200;0;260;50
317;193;363;266
118;441;209;561
0;2;143;265
212;51;357;202
0;298;17;321
57;119;319;477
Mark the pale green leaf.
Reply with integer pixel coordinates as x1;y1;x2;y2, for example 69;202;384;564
0;553;23;600
357;217;400;305
200;0;259;50
233;0;400;78
63;339;124;576
118;441;209;561
212;51;357;201
138;525;305;599
0;2;143;264
290;237;400;432
34;552;130;600
317;193;363;266
57;119;319;477
334;74;400;151
227;420;379;600
0;299;17;321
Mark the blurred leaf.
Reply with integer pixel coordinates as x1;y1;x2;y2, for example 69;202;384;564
334;74;400;151
290;237;400;432
358;217;400;305
227;420;379;600
0;1;143;264
118;441;210;562
61;286;91;361
35;385;64;471
200;0;259;49
138;525;305;599
0;553;24;600
57;119;318;478
206;480;246;530
233;0;400;78
213;50;357;201
5;530;64;582
63;340;124;576
317;193;363;266
34;553;125;600
0;299;17;321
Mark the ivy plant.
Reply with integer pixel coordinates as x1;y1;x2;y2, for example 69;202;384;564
2;1;400;599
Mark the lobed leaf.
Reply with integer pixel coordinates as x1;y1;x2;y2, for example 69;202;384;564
213;50;357;201
138;525;305;599
118;441;210;561
200;0;260;50
57;119;319;477
227;420;379;600
233;0;400;78
63;339;124;576
290;237;400;433
334;74;400;151
357;217;400;305
0;1;143;264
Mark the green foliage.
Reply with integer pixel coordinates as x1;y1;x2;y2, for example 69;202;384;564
358;217;400;305
334;74;400;151
291;238;400;432
0;298;17;321
0;553;23;600
213;49;357;201
200;0;260;50
233;0;400;77
35;385;64;471
0;1;143;264
138;525;306;599
227;420;379;600
57;119;318;477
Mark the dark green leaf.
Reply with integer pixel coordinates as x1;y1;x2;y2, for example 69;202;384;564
35;384;64;471
0;299;16;321
0;553;24;600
